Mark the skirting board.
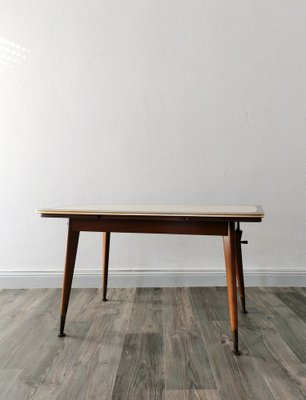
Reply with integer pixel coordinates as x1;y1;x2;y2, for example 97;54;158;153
0;268;306;289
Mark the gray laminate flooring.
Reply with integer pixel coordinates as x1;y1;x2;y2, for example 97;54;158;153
0;287;306;400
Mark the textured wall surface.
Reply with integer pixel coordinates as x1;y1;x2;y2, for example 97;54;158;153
0;1;305;282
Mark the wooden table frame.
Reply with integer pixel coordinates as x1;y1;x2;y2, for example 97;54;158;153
40;211;262;355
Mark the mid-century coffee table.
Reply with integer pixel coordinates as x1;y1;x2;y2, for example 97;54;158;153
37;204;264;355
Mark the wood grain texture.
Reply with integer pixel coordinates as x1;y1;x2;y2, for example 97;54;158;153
127;287;163;334
275;290;306;323
29;288;136;400
189;287;248;400
112;333;164;400
1;287;306;400
165;389;221;400
163;288;216;391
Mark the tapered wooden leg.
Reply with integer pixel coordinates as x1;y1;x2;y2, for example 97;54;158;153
102;232;111;301
223;222;240;355
58;222;79;337
235;224;247;314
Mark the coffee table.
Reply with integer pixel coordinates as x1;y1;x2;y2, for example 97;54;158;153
37;204;264;355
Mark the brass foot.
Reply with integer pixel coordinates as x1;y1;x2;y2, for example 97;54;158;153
240;295;248;314
59;315;66;337
232;329;240;355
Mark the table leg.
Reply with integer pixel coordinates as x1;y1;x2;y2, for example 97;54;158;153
58;223;79;337
235;224;247;314
223;222;240;355
102;232;110;301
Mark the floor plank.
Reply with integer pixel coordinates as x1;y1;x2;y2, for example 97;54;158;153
165;389;220;400
163;288;216;391
275;290;306;323
127;287;163;334
112;333;164;400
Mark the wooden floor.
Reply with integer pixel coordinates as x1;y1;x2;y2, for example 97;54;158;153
0;287;306;399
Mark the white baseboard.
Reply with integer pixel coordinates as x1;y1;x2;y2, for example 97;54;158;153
0;268;306;289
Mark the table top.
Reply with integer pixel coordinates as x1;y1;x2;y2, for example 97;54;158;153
37;204;264;219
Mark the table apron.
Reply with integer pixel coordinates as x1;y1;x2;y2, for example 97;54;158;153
69;217;229;236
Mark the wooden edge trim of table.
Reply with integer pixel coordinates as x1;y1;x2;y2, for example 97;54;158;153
36;205;264;220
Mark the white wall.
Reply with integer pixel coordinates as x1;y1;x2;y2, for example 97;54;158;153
1;1;306;287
